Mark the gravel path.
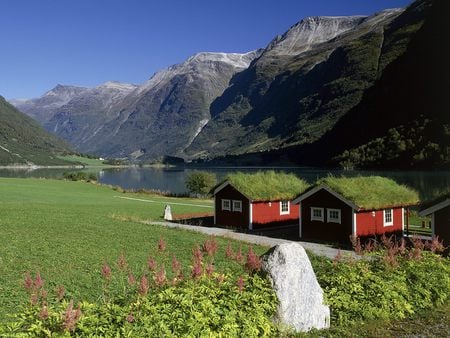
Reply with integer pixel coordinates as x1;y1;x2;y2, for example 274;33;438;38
149;221;355;259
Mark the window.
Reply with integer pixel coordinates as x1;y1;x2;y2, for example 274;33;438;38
327;208;341;224
280;200;290;215
384;209;393;226
221;199;231;211
311;207;324;222
232;200;242;212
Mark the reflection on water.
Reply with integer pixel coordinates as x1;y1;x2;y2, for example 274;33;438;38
1;167;449;200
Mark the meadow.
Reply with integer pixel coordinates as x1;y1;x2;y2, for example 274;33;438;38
0;177;267;323
0;177;448;336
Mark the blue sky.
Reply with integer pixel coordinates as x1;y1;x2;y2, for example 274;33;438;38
0;0;411;99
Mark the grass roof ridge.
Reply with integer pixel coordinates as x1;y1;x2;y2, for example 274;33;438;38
316;175;419;210
224;171;310;201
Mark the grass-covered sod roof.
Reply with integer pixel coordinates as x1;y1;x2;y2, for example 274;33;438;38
317;176;419;210
222;171;309;201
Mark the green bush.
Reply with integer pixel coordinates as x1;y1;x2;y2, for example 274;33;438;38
312;245;450;325
63;172;97;182
8;275;277;337
185;171;217;196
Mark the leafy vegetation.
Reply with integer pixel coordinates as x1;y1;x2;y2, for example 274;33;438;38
317;176;419;210
185;171;217;197
0;97;73;166
310;235;450;329
63;171;98;182
5;240;278;336
334;119;450;169
224;171;309;201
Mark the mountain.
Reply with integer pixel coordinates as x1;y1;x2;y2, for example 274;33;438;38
184;7;418;159
0;96;72;166
306;0;449;169
11;0;445;169
12;51;259;160
82;51;261;159
205;0;448;170
11;85;89;124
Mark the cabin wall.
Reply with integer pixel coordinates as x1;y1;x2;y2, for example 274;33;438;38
252;201;299;228
215;185;249;228
356;208;403;237
301;189;353;244
434;206;450;248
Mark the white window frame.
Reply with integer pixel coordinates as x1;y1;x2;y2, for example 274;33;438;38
221;199;231;211
280;200;290;215
327;208;341;224
311;207;324;222
232;200;242;212
383;208;393;227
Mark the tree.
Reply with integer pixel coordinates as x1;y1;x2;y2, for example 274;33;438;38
185;171;217;197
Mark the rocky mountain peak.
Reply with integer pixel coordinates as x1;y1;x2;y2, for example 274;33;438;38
137;50;261;95
265;15;366;56
185;50;262;69
97;81;138;92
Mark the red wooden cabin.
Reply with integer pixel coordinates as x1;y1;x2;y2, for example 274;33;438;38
213;172;308;230
292;177;418;245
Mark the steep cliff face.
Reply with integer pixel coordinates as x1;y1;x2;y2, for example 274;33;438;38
184;8;409;159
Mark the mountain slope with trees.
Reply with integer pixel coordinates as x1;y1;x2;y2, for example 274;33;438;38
0;96;72;165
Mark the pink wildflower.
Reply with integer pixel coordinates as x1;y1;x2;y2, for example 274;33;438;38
101;262;112;280
155;266;166;287
158;237;166;252
147;256;157;271
225;242;234;259
202;236;219;257
117;253;128;271
62;300;82;332
24;272;33;291
127;272;136;286
39;305;49;320
236;276;245;293
34;272;44;289
235;245;243;263
171;255;182;275
245;246;262;273
126;312;134;323
191;261;203;279
139;275;149;296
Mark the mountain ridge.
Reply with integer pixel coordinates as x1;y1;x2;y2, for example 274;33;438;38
9;0;446;169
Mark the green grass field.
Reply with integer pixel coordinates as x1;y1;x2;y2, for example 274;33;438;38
0;178;265;323
58;155;108;167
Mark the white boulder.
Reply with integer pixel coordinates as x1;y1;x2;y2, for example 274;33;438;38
262;242;330;332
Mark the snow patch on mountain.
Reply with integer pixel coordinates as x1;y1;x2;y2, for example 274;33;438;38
136;50;261;95
266;16;366;56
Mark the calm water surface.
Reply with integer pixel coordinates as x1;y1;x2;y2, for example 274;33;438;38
1;167;449;200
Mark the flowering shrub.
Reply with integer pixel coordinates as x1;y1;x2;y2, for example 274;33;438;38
312;235;450;325
7;238;278;336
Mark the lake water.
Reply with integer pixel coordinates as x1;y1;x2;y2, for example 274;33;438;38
1;166;449;200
